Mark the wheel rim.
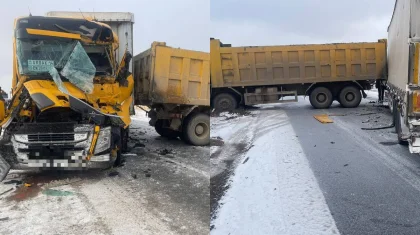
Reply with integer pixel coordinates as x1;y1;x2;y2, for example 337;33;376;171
218;98;232;110
195;122;209;138
345;92;355;102
316;93;327;103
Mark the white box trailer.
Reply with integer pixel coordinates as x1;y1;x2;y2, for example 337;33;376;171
46;11;135;114
387;0;420;152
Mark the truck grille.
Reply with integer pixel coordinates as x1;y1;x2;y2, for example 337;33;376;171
28;134;75;142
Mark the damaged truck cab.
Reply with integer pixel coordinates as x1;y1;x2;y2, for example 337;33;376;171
0;16;133;181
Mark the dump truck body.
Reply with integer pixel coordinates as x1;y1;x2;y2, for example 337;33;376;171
210;38;387;111
386;0;420;153
0;15;134;181
133;42;210;145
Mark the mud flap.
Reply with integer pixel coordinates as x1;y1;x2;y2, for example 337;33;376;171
0;155;10;182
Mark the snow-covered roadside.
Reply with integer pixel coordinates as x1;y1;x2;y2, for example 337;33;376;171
211;109;339;235
131;106;150;122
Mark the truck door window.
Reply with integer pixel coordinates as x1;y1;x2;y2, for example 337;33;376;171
83;45;113;76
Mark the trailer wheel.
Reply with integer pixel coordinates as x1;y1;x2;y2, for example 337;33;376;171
154;119;179;139
339;86;362;108
309;87;333;109
183;113;210;146
213;93;238;112
393;101;408;145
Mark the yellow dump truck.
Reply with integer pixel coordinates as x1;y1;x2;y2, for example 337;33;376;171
133;42;210;145
210;38;387;111
0;15;134;181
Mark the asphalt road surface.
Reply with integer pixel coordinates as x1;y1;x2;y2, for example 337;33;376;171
211;92;420;235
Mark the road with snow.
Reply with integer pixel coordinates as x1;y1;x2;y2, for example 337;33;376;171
0;108;209;235
211;91;420;235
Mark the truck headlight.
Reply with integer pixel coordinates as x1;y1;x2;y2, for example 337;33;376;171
14;134;28;143
94;127;111;154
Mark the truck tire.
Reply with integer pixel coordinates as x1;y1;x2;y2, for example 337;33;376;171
154;119;179;139
339;86;362;108
393;101;408;145
183;113;210;146
121;127;129;153
114;130;124;167
309;87;333;109
213;93;237;112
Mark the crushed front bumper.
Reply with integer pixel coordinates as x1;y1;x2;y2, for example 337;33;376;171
0;123;114;181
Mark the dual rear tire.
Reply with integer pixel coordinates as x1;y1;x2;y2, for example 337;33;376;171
309;86;361;109
154;113;210;146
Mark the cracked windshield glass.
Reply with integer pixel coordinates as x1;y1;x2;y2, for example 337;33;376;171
16;39;101;94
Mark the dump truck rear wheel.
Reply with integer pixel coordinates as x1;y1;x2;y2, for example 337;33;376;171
213;93;237;112
309;87;333;109
183;113;210;146
339;86;362;108
154;119;179;139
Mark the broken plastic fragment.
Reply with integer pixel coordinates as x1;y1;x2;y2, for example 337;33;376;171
61;42;96;94
313;114;333;124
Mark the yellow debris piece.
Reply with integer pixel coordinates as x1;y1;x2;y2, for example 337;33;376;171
24;183;31;187
313;114;333;124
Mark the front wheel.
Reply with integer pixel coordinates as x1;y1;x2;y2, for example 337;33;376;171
183;113;210;146
213;93;238;112
121;127;129;153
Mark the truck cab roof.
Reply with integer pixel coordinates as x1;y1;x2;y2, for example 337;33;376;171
15;16;115;43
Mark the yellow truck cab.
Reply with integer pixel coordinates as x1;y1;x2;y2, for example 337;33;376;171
0;16;133;181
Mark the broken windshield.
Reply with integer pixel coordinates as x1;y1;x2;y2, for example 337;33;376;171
60;42;96;93
17;39;113;77
16;39;77;75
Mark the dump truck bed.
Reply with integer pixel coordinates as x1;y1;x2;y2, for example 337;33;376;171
134;42;210;106
210;39;387;88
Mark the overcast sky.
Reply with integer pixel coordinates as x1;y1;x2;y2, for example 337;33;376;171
0;0;210;92
211;0;395;46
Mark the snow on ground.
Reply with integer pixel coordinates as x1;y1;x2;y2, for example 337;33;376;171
0;183;108;235
131;106;150;122
211;108;339;235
